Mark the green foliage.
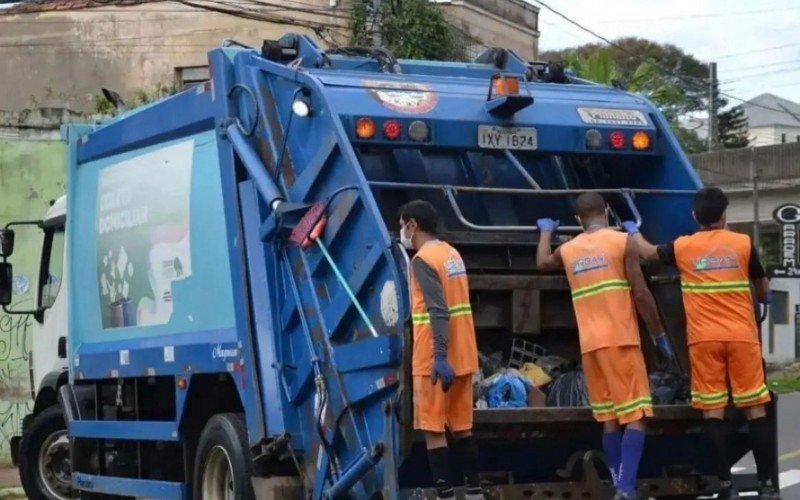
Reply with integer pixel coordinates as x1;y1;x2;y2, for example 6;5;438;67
349;0;465;61
92;94;116;115
564;52;686;121
91;81;181;115
718;104;749;149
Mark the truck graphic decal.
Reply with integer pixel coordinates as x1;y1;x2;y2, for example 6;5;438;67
96;140;194;329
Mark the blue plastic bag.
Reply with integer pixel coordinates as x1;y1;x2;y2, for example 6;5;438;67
487;374;528;408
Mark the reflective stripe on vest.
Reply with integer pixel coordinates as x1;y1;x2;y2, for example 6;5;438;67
571;279;631;302
680;280;750;293
412;303;473;325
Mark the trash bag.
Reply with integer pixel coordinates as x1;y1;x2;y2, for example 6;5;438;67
487;374;530;409
545;370;590;407
649;370;690;404
521;362;552;388
535;355;574;377
479;351;504;378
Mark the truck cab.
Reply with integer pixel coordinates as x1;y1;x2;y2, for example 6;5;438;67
4;196;73;500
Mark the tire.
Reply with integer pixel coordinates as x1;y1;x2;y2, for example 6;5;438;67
193;413;255;500
19;405;77;500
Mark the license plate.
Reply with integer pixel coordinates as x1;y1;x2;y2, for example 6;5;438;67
478;125;538;150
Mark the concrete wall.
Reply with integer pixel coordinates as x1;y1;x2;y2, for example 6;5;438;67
440;0;539;59
0;0;539;113
0;2;327;113
0;136;66;464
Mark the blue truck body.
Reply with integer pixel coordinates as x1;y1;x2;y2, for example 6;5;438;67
54;34;775;499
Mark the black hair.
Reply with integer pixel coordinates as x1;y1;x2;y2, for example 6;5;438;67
575;192;606;219
693;187;729;226
398;200;439;234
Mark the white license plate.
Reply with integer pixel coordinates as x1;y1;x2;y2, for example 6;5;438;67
478;125;538;150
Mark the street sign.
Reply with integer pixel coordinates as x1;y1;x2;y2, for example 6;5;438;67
767;203;800;278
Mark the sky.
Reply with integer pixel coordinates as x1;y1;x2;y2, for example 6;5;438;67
530;0;800;105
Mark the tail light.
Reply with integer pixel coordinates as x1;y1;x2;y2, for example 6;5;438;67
609;131;625;150
383;120;401;140
408;120;429;142
355;117;376;139
490;75;521;99
632;131;651;151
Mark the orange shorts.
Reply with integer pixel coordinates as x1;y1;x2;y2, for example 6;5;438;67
413;374;474;433
689;341;770;410
583;346;653;425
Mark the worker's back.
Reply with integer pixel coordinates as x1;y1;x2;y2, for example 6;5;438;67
560;229;639;354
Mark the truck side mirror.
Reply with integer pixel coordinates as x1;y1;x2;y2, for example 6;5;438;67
0;262;12;306
0;229;15;257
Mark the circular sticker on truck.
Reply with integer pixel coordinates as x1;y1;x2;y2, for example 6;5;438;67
362;80;438;114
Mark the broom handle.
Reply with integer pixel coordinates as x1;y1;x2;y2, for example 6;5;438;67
315;239;379;338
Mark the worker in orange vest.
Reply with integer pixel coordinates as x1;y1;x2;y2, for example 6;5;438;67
626;187;777;500
537;192;674;500
399;200;483;500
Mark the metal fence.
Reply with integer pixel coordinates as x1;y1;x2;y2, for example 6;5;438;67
691;142;800;187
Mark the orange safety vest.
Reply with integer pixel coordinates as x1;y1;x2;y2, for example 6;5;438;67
410;241;479;376
560;229;640;354
674;229;758;345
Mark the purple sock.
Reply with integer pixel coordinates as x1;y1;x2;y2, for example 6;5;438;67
618;428;645;495
602;431;622;486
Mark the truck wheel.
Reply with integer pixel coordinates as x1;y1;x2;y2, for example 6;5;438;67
19;405;77;500
193;413;255;500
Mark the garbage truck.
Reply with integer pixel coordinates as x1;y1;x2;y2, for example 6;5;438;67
0;34;779;499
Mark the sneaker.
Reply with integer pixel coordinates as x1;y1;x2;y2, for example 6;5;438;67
757;483;780;500
718;480;740;499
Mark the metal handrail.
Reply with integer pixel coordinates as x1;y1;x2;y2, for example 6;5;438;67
368;180;694;233
367;181;696;197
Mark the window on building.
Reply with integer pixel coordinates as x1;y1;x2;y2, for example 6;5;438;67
772;291;789;325
175;66;210;90
768;290;789;353
781;133;787;143
796;135;799;143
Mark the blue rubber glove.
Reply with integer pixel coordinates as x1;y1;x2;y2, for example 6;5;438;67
654;333;675;360
621;220;639;235
760;290;774;305
431;354;455;392
537;218;559;232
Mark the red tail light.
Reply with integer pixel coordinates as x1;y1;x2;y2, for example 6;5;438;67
609;131;625;150
383;120;401;140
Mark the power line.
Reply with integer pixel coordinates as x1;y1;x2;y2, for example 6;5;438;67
712;42;800;60
595;6;800;24
530;0;800;119
721;66;800;84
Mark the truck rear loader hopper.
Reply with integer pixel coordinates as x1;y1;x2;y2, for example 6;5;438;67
21;33;777;499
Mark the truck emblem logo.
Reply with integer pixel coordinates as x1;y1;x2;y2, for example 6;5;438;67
212;344;239;360
362;80;438;114
577;108;648;127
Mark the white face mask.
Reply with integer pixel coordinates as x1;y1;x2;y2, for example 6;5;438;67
400;221;415;250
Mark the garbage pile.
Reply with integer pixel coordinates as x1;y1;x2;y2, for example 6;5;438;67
475;338;687;410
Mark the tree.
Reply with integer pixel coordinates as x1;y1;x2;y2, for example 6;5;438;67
718;105;749;149
564;52;685;114
349;0;465;61
542;37;708;116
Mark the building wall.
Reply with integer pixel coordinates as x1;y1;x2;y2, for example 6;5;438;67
750;124;800;147
0;2;328;113
0;0;539;113
0;136;65;464
440;0;539;59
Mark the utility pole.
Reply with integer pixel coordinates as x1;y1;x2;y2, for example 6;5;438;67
371;0;382;47
708;61;717;152
750;146;761;252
